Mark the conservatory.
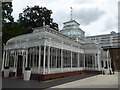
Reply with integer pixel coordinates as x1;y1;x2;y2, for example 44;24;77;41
2;19;112;80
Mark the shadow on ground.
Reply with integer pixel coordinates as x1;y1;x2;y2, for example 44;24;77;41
2;74;98;89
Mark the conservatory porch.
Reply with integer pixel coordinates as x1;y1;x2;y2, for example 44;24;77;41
2;45;105;80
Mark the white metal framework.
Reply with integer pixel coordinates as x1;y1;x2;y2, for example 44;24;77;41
2;20;112;76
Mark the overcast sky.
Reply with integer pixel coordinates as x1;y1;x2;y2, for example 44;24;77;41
12;0;119;36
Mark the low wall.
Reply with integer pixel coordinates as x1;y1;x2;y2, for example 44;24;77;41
31;70;101;81
2;70;102;81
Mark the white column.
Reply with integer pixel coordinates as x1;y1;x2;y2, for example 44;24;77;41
6;51;9;66
97;53;101;71
56;49;57;68
14;51;17;68
86;54;88;68
23;53;25;73
25;49;28;67
29;48;32;67
38;46;41;74
103;60;105;68
107;60;110;69
78;53;79;67
92;54;94;69
61;49;63;72
32;47;35;67
109;59;112;69
107;51;110;70
47;46;50;74
15;52;18;68
95;54;97;70
35;47;38;67
2;50;5;71
5;50;8;66
107;60;109;70
43;46;46;74
50;48;53;68
5;51;9;66
71;51;72;71
15;51;18;77
83;54;85;68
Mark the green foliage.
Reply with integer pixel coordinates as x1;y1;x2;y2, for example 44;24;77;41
25;67;31;70
4;66;9;69
2;2;14;24
2;22;32;44
2;3;59;44
18;5;59;30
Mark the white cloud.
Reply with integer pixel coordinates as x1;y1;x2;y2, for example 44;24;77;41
73;7;105;25
12;0;118;36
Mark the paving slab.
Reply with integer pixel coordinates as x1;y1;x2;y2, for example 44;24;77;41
2;73;96;89
50;72;119;88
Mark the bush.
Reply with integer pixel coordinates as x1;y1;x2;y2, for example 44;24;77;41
25;67;31;70
4;66;9;69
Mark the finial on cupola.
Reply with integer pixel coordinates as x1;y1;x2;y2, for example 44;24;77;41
42;17;45;26
70;7;73;20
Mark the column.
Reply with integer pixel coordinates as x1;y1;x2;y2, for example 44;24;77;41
95;54;97;70
56;49;57;68
23;52;25;73
107;51;110;70
77;53;79;67
50;48;53;68
107;60;109;70
14;51;17;68
38;46;41;74
71;51;72;71
7;51;9;66
97;53;101;71
5;50;7;66
61;49;63;72
43;46;46;74
91;55;93;68
109;59;112;69
25;49;28;67
103;60;105;68
2;50;5;71
47;46;50;74
83;53;85;68
15;51;18;77
32;47;35;67
35;47;38;67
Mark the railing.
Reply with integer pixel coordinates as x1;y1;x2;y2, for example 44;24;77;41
8;67;100;75
32;67;99;74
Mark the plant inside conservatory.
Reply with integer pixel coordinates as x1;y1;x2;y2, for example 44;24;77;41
4;66;10;77
24;67;31;81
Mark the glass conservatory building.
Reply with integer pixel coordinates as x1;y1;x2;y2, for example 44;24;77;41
2;19;112;80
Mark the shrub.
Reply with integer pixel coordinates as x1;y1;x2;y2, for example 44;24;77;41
25;67;31;70
4;66;9;69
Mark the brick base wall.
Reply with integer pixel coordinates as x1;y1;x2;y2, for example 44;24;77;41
2;70;101;81
31;70;101;81
2;71;15;77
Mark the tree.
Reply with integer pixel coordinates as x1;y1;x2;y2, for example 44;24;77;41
18;6;59;31
2;5;59;44
2;22;33;44
2;2;32;44
2;2;14;24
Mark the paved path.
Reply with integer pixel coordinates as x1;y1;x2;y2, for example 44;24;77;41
2;72;119;89
2;73;96;89
50;72;119;88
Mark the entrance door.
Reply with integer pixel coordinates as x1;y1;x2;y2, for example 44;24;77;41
17;55;23;76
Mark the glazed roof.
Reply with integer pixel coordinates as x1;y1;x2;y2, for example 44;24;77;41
5;26;85;50
5;20;100;50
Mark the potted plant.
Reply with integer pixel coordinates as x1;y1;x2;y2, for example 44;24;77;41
24;67;31;81
4;66;9;77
